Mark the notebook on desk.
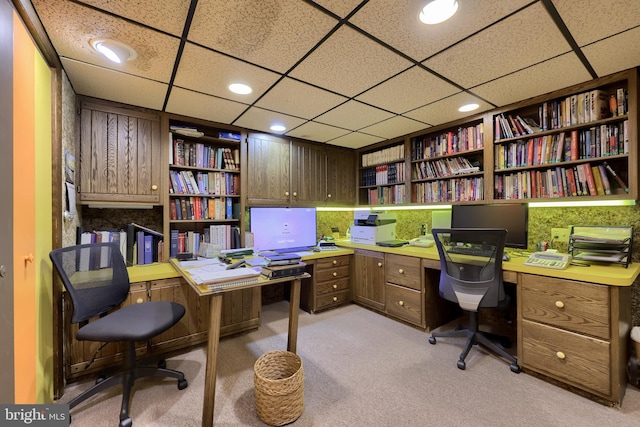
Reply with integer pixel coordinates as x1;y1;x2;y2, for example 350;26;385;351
376;240;409;247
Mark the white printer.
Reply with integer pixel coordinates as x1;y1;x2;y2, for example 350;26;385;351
350;211;397;245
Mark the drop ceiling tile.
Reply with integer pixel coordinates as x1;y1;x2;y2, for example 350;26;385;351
76;0;189;37
289;26;413;97
286;121;350;143
423;2;571;88
553;0;640;46
359;116;427;140
356;66;460;114
256;78;347;119
233;106;307;136
404;92;491;127
312;0;365;18
188;0;338;73
582;28;640;77
350;0;533;61
61;59;167;110
472;53;592;107
174;43;281;104
328;132;385;149
32;0;179;83
165;88;249;124
315;101;394;131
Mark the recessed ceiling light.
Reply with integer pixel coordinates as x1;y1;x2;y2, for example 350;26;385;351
458;103;479;112
90;38;137;64
270;124;286;132
229;83;252;95
419;0;459;25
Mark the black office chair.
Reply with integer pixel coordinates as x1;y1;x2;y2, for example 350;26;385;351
50;242;188;427
428;228;521;373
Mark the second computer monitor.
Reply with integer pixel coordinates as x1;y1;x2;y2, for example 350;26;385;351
450;203;529;249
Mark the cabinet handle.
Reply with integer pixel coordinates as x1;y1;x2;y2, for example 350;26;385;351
293;191;297;197
377;262;383;267
24;253;34;264
285;191;290;196
327;193;332;198
332;284;338;289
555;301;564;309
151;184;158;191
332;272;337;277
332;260;337;265
556;351;566;360
136;298;144;304
333;296;338;302
399;300;404;306
398;268;404;274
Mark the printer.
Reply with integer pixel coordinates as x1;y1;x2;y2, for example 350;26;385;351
350;211;397;245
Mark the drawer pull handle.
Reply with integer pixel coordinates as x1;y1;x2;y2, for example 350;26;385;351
332;284;338;289
333;296;338;302
399;300;404;306
332;260;337;265
151;184;158;191
556;351;566;360
333;272;337;277
136;298;144;304
377;262;383;267
398;268;404;274
555;301;565;309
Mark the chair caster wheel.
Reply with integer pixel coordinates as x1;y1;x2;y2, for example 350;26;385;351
457;360;466;370
178;379;188;390
157;359;167;369
428;336;436;345
119;417;132;427
510;363;522;374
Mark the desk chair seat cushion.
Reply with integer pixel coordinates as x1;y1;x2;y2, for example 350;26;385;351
76;301;185;342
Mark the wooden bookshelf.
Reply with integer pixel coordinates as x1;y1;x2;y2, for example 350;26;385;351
357;139;408;205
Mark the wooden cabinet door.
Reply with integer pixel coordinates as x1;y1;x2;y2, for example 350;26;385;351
352;250;385;311
325;147;356;205
246;134;291;205
291;141;326;205
79;99;161;204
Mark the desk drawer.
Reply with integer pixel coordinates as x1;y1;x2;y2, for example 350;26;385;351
317;255;350;269
385;283;423;326
385;254;421;290
316;265;350;282
316;278;350;296
521;319;610;397
520;274;610;340
316;289;350;310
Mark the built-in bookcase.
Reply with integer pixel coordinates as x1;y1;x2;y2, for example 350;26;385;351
492;69;636;201
410;119;485;204
165;118;243;257
358;140;407;205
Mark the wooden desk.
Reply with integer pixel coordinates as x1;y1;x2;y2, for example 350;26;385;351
169;258;310;427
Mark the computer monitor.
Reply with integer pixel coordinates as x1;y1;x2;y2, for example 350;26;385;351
450;203;529;249
249;207;317;252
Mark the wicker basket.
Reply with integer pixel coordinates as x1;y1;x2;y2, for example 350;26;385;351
254;350;304;426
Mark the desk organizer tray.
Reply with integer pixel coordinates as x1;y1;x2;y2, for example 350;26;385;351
569;226;633;268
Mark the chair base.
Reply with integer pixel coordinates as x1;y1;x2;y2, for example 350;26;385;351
68;342;188;427
429;312;521;374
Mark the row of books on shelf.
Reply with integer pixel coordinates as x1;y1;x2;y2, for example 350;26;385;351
361;144;405;167
412;177;484;203
494;161;628;200
367;184;405;205
494;122;629;169
361;162;405;186
170;137;239;171
169;225;241;257
411;123;484;160
169;196;235;221
169;169;239;196
495;88;627;140
412;157;480;180
76;223;164;268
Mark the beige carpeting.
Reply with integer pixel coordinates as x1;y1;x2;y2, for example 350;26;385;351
60;301;640;426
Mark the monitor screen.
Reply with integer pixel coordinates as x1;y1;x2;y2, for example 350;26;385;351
250;207;317;252
450;203;529;249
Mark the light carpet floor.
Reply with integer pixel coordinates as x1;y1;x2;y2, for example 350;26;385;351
60;301;640;426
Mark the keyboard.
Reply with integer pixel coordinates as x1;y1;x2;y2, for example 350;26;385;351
273;246;311;254
447;246;494;258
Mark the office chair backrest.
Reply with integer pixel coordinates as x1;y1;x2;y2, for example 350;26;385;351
50;242;131;324
431;228;507;311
